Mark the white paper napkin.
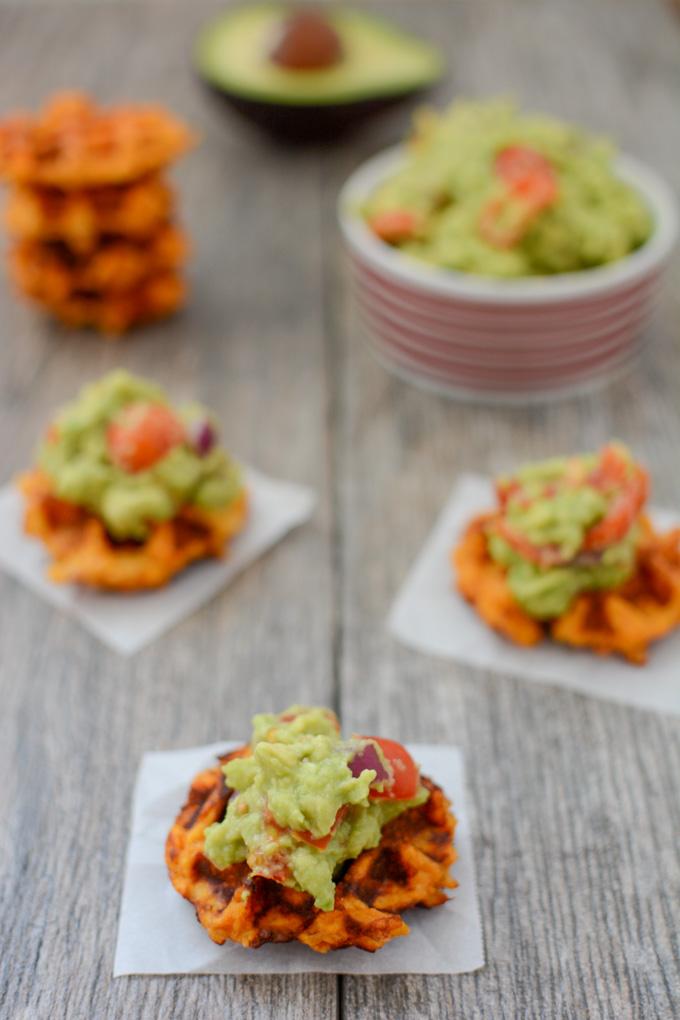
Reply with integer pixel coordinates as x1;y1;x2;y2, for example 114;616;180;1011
0;468;315;655
389;474;680;716
113;741;483;976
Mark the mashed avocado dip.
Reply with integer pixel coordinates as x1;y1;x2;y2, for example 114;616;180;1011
487;443;648;619
204;706;426;911
364;99;652;277
38;370;242;541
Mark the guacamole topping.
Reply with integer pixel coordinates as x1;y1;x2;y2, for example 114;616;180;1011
486;443;649;618
364;98;652;277
38;370;243;540
203;706;427;911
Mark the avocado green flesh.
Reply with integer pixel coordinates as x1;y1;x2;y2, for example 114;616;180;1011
204;706;427;912
196;4;443;106
488;531;638;620
38;370;243;542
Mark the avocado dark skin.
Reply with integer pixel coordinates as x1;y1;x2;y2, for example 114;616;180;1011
203;87;432;145
195;4;443;144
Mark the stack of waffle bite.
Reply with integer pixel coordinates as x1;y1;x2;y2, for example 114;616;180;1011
0;92;194;334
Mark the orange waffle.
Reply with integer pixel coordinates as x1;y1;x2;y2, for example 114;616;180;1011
551;523;680;663
22;271;185;334
20;469;248;590
0;93;192;333
452;513;680;663
453;513;544;647
5;175;174;253
0;92;194;188
9;224;188;300
166;748;457;953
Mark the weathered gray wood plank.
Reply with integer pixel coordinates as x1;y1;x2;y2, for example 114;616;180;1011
0;1;679;1019
323;1;680;1018
0;4;337;1018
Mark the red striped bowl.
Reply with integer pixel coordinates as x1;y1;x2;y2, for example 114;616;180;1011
338;146;678;404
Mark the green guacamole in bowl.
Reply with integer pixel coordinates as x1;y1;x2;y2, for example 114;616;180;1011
363;98;652;278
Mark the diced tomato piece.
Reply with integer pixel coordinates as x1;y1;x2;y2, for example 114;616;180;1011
495;145;555;187
582;467;648;551
267;806;346;851
588;444;633;491
107;401;184;473
481;146;558;248
294;830;333;851
496;477;522;509
363;737;419;801
512;172;558;210
292;807;348;850
251;852;291;885
583;446;648;550
493;517;560;567
45;423;59;444
479;180;557;248
369;209;419;245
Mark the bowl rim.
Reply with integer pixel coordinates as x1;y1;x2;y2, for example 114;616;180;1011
338;145;679;305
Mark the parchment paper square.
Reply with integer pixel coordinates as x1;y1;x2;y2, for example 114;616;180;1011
0;467;315;655
114;742;484;976
389;474;680;716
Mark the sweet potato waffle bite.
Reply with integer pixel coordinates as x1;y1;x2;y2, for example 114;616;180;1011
452;444;680;664
20;370;247;591
5;176;174;253
0;93;194;333
0;93;193;188
10;224;187;299
21;469;247;590
166;708;457;954
18;273;186;334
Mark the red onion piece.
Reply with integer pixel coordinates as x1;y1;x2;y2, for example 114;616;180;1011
188;418;217;456
349;741;391;787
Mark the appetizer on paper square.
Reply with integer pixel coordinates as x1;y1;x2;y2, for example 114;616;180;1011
166;706;457;954
452;444;680;664
20;370;248;591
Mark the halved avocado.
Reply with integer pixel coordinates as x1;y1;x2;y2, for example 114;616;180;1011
195;4;444;142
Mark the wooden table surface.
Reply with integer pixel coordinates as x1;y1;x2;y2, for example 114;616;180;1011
1;1;679;1018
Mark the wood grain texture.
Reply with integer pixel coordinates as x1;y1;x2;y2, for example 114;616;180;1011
324;3;680;1019
0;2;678;1019
0;5;338;1018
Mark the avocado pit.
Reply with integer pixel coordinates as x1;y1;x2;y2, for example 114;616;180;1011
270;9;344;70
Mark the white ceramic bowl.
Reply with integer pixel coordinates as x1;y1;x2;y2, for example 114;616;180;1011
338;146;678;404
